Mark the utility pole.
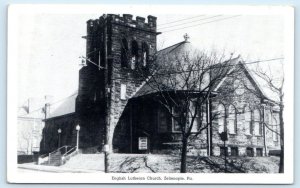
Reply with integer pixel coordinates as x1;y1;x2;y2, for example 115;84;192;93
103;15;111;173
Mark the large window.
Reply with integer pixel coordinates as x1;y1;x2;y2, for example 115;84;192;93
158;107;169;133
228;105;237;134
253;109;262;136
218;104;226;133
272;115;279;141
244;106;252;135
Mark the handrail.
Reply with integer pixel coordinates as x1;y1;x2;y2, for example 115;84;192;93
49;145;72;156
63;146;77;157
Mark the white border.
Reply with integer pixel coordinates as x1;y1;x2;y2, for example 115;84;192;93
7;4;294;184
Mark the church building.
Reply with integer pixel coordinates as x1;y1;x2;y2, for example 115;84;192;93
40;14;281;157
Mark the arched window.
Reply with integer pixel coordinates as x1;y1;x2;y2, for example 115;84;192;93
142;42;149;67
131;40;139;70
121;38;128;68
228;105;237;134
218;104;226;133
244;106;252;135
253;109;261;136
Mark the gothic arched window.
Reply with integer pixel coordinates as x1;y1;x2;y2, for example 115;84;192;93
228;105;237;134
244;106;252;135
218;103;226;133
131;40;139;70
121;38;129;68
142;42;149;67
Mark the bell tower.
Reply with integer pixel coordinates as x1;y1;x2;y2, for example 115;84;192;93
76;14;159;151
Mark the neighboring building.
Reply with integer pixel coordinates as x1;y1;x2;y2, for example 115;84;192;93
40;14;281;157
18;97;52;155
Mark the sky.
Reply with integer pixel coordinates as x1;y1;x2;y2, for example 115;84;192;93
16;10;286;107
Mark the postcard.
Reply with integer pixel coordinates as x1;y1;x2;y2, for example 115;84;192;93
7;4;294;184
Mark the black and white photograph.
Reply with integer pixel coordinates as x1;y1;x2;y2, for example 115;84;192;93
7;4;294;184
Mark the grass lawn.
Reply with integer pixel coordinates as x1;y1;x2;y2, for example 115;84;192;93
109;153;280;173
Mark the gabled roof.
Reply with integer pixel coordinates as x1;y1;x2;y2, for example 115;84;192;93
134;42;241;98
157;41;193;56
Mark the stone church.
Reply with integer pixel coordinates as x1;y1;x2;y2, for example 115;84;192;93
40;14;281;157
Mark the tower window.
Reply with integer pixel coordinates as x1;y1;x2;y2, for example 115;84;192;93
131;40;139;70
121;38;129;68
142;42;149;67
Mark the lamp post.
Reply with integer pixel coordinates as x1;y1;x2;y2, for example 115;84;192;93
76;125;80;151
57;128;62;148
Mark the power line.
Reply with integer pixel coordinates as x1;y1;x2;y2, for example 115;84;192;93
109;57;284;81
160;15;242;33
158;15;223;30
158;15;205;26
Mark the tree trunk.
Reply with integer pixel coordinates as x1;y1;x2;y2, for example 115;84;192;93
279;97;284;173
180;136;188;173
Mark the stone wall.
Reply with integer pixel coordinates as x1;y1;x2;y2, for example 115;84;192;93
211;63;280;156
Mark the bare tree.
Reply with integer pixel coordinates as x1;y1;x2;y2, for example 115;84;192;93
137;47;238;173
243;62;284;173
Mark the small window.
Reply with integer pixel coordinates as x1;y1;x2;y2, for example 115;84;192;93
246;147;254;157
231;147;239;156
256;148;263;157
220;147;228;156
120;84;126;100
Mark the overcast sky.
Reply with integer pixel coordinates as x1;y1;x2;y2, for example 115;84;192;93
16;11;285;106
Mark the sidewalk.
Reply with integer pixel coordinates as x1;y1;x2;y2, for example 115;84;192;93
18;163;104;173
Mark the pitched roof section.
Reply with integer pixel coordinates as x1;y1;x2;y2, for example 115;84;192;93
134;42;241;98
47;92;77;119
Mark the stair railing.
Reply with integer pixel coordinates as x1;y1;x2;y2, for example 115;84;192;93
61;146;78;164
48;145;73;165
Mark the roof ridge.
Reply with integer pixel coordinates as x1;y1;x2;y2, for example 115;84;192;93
157;41;187;53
